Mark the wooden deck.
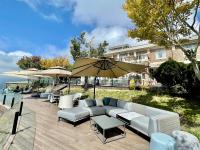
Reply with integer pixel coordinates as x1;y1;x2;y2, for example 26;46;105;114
18;96;149;150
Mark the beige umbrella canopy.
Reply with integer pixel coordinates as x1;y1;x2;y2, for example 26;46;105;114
2;68;40;79
35;66;71;77
72;57;147;99
0;73;37;79
34;66;72;92
72;57;146;78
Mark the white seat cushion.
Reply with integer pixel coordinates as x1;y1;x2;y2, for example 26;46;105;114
131;116;149;135
103;106;128;117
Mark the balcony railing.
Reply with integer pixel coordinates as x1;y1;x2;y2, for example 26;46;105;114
117;56;148;65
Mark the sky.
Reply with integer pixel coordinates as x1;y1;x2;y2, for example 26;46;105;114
0;0;144;73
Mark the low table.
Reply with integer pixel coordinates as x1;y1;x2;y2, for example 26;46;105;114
116;112;143;125
90;115;126;144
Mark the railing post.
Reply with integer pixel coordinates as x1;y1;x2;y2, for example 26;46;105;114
12;112;19;135
3;95;6;105
11;97;15;108
19;101;23;116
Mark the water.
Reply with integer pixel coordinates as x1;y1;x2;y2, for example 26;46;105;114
0;76;24;89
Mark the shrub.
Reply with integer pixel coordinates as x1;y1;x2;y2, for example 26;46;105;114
129;79;135;90
152;60;200;94
153;60;186;87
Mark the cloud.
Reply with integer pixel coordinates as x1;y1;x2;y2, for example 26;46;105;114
71;0;131;27
7;51;32;57
40;13;62;23
36;44;73;63
0;50;32;73
17;0;70;23
85;26;147;48
17;0;131;27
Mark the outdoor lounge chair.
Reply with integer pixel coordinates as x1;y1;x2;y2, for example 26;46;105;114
48;84;68;103
58;93;83;109
40;85;53;98
58;95;74;109
22;87;32;94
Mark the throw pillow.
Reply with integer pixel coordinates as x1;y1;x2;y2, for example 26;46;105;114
96;99;104;107
102;97;110;105
109;98;118;107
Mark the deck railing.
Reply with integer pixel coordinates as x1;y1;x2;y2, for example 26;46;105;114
0;92;23;149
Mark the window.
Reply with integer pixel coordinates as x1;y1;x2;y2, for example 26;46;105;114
136;52;147;62
155;49;166;60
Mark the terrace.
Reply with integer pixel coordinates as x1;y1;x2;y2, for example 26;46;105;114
9;95;149;150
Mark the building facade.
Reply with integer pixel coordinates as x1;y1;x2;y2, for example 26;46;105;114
104;40;200;86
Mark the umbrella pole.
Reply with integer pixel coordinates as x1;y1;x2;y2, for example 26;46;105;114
93;77;96;99
68;77;71;94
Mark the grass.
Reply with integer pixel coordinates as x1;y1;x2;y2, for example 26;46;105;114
64;87;200;140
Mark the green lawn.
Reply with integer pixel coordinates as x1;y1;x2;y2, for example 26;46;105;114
65;87;200;140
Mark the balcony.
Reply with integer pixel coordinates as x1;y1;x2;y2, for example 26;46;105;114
117;56;149;65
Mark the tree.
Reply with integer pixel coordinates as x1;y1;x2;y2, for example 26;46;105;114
40;57;71;70
124;0;200;80
17;56;41;70
70;32;87;61
70;32;109;60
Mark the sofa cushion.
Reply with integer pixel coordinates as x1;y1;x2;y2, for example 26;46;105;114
145;106;165;117
131;103;146;115
84;106;105;116
117;100;132;111
102;97;110;105
103;106;128;117
108;98;118;107
131;116;149;135
84;99;95;107
57;107;90;122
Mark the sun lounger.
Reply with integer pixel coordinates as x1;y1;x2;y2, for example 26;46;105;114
22;87;32;94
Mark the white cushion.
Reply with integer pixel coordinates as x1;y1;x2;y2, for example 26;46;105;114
103;106;128;117
96;99;104;106
131;116;149;135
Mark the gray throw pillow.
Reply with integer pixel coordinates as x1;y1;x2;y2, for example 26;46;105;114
109;98;118;107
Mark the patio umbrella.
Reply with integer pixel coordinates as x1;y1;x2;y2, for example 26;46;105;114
72;57;147;99
35;66;71;77
2;68;40;80
35;66;72;93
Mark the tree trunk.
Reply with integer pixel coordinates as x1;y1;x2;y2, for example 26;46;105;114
192;60;200;81
84;76;88;91
178;45;200;81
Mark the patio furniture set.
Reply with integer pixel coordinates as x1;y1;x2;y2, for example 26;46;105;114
57;97;181;145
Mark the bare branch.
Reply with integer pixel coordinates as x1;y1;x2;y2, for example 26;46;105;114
194;25;200;55
191;0;200;27
171;0;199;35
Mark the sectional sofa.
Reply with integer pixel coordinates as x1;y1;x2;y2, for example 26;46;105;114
57;97;180;137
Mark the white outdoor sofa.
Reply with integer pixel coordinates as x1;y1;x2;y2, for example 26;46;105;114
58;97;180;137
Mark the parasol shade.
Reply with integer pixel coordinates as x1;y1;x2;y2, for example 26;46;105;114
72;57;146;78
